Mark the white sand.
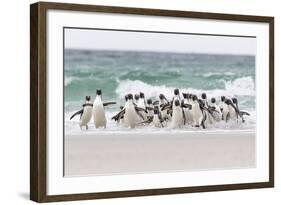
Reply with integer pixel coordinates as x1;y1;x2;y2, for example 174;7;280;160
64;131;255;177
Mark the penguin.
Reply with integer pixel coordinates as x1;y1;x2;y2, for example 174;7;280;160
182;93;193;125
201;93;215;125
137;92;148;119
191;95;206;128
170;99;186;128
92;89;116;128
172;88;181;105
146;99;154;118
111;95;128;123
141;106;164;127
201;93;209;108
151;106;165;127
158;94;171;121
70;96;93;130
209;97;222;122
232;97;250;123
112;94;147;128
222;97;240;122
116;106;125;125
220;96;226;115
138;92;146;108
125;94;147;128
161;89;181;118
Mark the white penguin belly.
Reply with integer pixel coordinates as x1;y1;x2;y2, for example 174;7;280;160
222;104;229;121
228;106;237;119
124;106;139;128
185;108;194;125
171;108;183;128
80;106;93;126
206;112;214;125
192;104;203;126
93;104;106;128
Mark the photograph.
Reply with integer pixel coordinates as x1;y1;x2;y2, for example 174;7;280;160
63;28;256;177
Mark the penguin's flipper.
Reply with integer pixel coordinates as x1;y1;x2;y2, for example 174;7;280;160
135;108;145;120
182;103;192;109
103;102;116;107
135;106;148;113
111;109;125;121
240;111;250;116
153;100;159;105
161;103;172;111
146;107;154;111
201;105;209;114
70;109;83;120
182;109;186;125
208;106;216;112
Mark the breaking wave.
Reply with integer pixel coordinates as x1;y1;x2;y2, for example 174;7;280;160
115;76;255;100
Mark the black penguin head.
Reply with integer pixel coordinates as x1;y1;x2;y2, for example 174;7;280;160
174;88;180;95
134;94;140;101
153;107;159;114
159;94;165;100
147;99;152;105
224;99;232;105
128;94;133;100
85;96;91;101
192;95;198;101
232;98;238;104
140;92;145;98
125;95;128;101
174;99;180;106
120;106;124;110
96;89;102;96
182;93;188;99
221;96;225;102
211;97;216;104
202;93;207;100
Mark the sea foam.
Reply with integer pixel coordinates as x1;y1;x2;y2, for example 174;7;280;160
115;76;255;100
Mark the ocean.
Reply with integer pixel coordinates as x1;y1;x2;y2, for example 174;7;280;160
64;49;256;134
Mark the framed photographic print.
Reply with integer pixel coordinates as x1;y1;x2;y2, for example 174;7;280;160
30;1;274;202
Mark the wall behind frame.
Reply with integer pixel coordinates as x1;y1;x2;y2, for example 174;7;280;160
0;0;279;204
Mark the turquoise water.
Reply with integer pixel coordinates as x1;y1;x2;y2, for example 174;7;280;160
64;49;255;114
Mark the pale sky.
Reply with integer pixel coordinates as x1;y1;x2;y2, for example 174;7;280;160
64;28;256;55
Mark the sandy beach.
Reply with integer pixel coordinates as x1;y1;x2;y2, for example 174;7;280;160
64;130;255;177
